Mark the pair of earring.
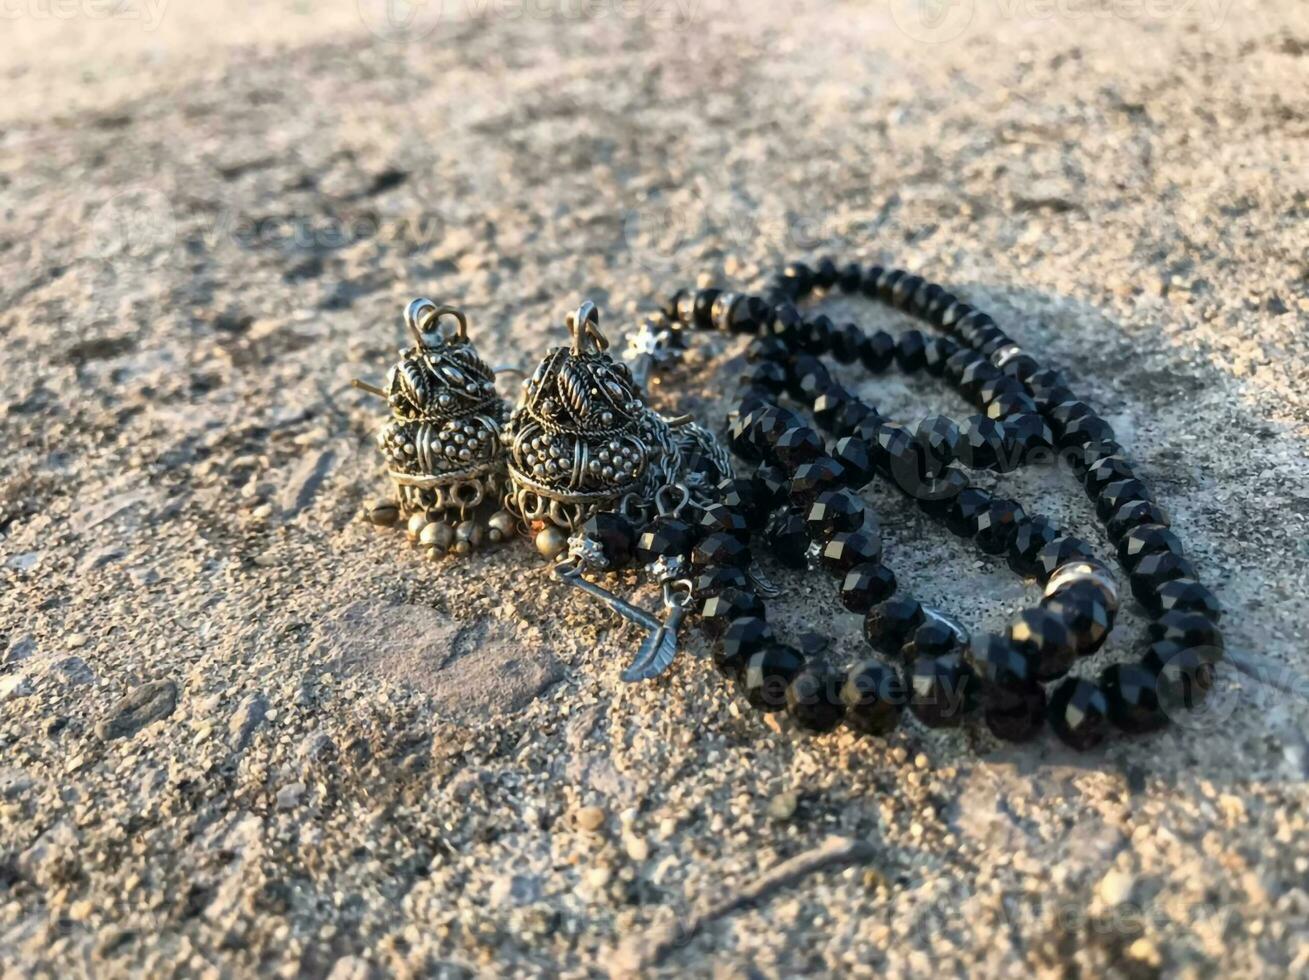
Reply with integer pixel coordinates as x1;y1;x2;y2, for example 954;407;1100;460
353;297;725;561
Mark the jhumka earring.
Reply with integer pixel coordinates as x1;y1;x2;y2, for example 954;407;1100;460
352;298;517;555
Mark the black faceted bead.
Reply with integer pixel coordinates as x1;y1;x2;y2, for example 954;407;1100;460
1154;579;1222;623
860;264;885;297
1106;500;1171;543
893;274;924;310
766;303;804;345
772;426;824;468
859;330;895;373
877;268;905;302
974;498;1027;555
840;563;898;613
740;360;787;395
788;457;847;504
986;392;1039;422
752;464;791;510
945;487;994;538
900;620;957;661
1048;678;1111;750
872;423;928;489
578;512;637;569
864;596;926;656
746;336;789;364
978;375;1026;408
1063;438;1124;481
729;296;769;334
958;415;1007;470
820;529;882;575
692;565;749;600
1100;662;1167;734
1118;524;1183;570
692;532;751;569
700;588;765;637
1084;455;1135;498
741;644;806;712
944;349;980;385
1002;413;1055;464
1008;608;1077;681
780;262;814;298
1008;517;1061;578
1058;414;1117;451
763;508;810;569
1130;552;1199;608
1041;582;1112;656
1096;478;1152;522
728;409;767;463
716;478;767;527
1146;611;1224;653
1143;640;1217;714
699;504;750;541
717;617;773;678
786;663;846;733
917;468;969;519
806;490;866;539
813;257;840;291
745;406;802;458
1027;367;1071;394
832;436;875;488
959;360;1003;404
968;634;1045;742
634;516;697;565
1049;400;1094;435
841;660;906;736
812;386;852;433
788;354;832;399
908;654;980;728
1036;536;1096;583
923;337;959;376
838;263;863;293
916;415;961;473
832;400;876;439
1001;353;1041;382
691;288;721;329
895;330;927;371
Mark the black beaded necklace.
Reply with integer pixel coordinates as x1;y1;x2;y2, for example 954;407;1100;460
572;259;1224;752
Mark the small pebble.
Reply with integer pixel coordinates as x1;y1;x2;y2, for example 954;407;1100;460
575;806;606;833
768;791;798;820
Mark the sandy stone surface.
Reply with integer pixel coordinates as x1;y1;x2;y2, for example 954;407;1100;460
2;0;1309;976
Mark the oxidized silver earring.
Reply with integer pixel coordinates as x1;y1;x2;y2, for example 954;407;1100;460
353;298;517;555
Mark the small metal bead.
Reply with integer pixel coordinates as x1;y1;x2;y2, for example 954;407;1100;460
486;511;517;543
366;502;400;527
536;526;569;560
419;521;455;551
456;521;484;549
406;512;429;541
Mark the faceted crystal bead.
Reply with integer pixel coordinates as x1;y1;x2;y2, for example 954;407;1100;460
766;303;804;345
1154;579;1222;622
923;337;958;376
788;355;832;400
1084;455;1135;499
1096;478;1152;522
820;530;882;574
1008;608;1076;681
959;361;1002;404
945;487;994;538
944;349;980;385
578;512;637;569
1058;414;1116;451
1000;352;1040;381
1027;367;1071;395
833;401;876;439
740;360;787;395
1048;678;1111;751
1100;662;1167;734
732;295;770;334
1041;582;1111;656
788;457;847;504
916;415;961;473
800;315;834;357
772;426;824;468
745;336;788;364
812;386;852;433
813;257;839;290
841;660;906;736
894;330;927;372
752;463;791;510
859;330;895;373
692;531;751;569
1130;552;1199;607
832;436;875;488
1036;536;1096;583
974;498;1027;555
634;516;697;565
785;663;846;732
838;262;864;293
958;416;1006;470
741;644;806;712
745;406;801;460
699;504;750;541
977;375;1025;408
1143;640;1216;714
917;468;968;519
840;563;898;613
716;617;773;678
1007;517;1060;578
1048;400;1093;436
728;409;766;463
1002;413;1055;464
763;508;810;569
716;478;768;527
864;596;926;656
805;490;866;539
1146;611;1224;653
780;262;814;298
700;588;764;638
1106;500;1171;543
692;565;749;600
900;620;957;661
1118;524;1183;570
893;274;925;310
908;654;980;728
830;322;863;364
1064;438;1124;481
968;634;1045;742
738;388;775;413
986;392;1039;421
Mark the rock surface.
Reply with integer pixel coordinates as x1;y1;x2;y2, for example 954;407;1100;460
2;0;1308;976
